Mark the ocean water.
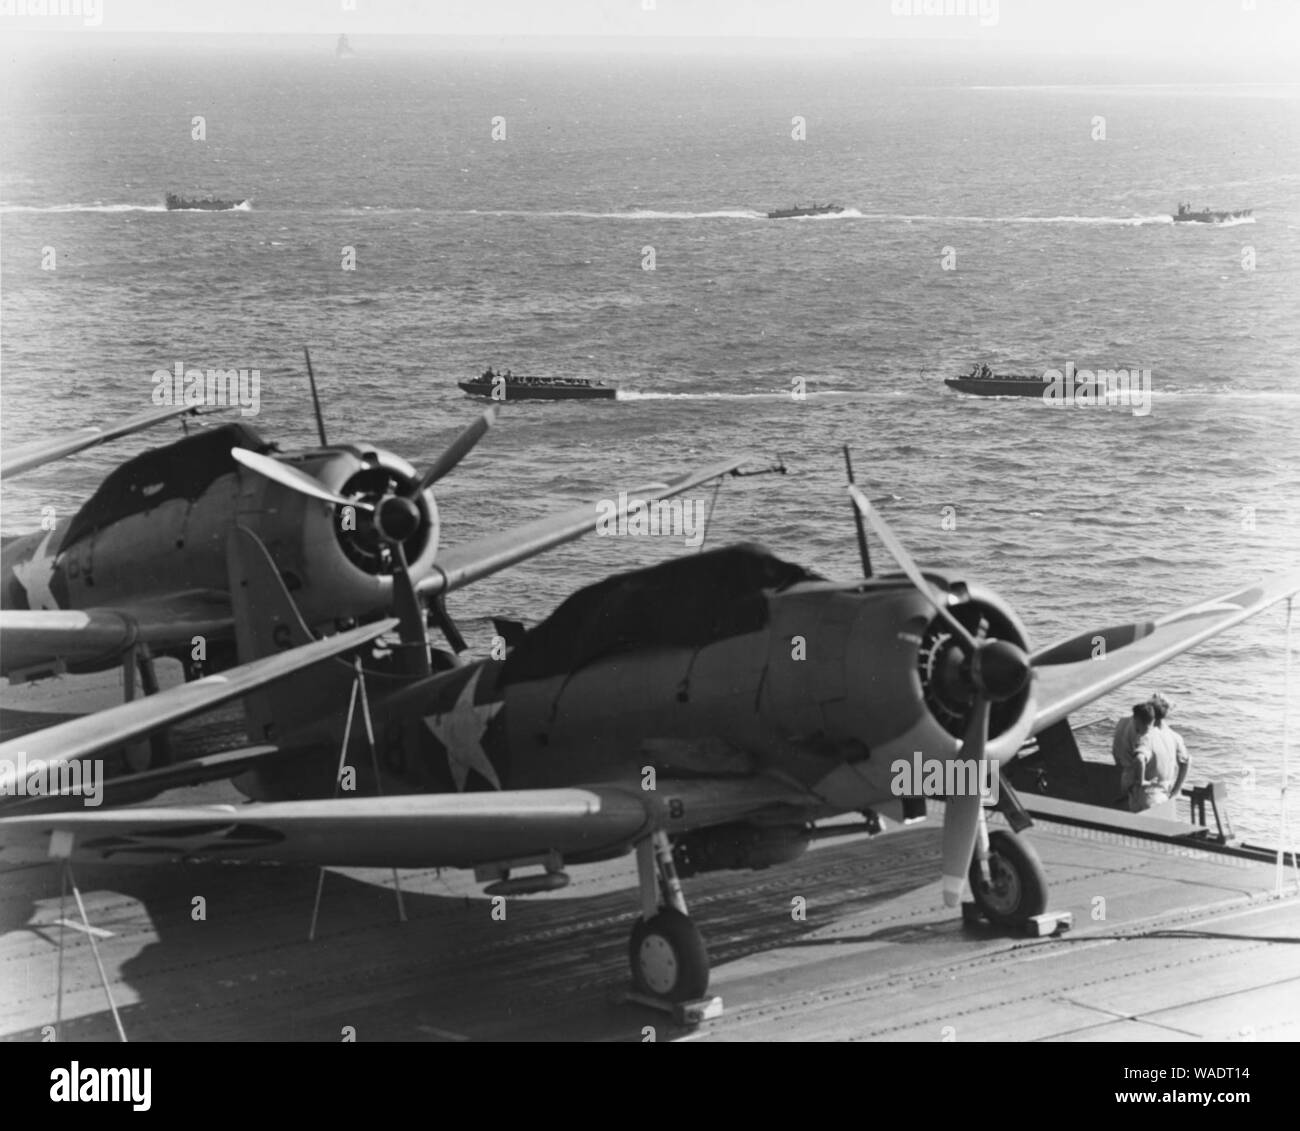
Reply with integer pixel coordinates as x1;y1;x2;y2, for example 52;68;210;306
2;37;1298;843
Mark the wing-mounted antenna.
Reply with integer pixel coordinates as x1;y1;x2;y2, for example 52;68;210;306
304;346;328;447
728;455;787;478
842;445;873;578
696;454;788;553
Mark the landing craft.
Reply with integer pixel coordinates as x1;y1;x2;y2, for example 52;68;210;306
3;469;1294;1009
1173;203;1253;224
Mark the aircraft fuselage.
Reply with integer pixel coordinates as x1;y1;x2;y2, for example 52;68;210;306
241;547;1038;830
1;424;438;676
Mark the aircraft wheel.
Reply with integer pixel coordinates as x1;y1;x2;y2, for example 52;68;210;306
629;909;710;1003
968;829;1048;926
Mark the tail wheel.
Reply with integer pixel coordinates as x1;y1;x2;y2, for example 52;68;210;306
629;909;710;1003
968;829;1048;926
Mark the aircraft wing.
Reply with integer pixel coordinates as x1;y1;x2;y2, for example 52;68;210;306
0;593;233;678
0;745;282;813
0;619;396;794
0;776;813;869
419;457;748;597
0;405;198;478
1031;570;1300;734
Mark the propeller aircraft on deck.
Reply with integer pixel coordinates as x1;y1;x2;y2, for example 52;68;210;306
2;455;1295;1011
0;366;743;695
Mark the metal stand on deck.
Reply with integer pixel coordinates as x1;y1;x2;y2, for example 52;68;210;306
49;831;127;1042
309;659;406;941
1185;782;1234;841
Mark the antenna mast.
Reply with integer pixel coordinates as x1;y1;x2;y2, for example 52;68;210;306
304;346;328;446
843;445;873;578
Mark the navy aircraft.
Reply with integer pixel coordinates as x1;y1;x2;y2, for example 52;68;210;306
1;397;740;690
1;479;1296;1007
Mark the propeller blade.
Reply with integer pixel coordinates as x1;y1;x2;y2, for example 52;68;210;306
847;485;977;650
232;448;374;511
390;540;432;678
939;696;990;907
416;408;496;492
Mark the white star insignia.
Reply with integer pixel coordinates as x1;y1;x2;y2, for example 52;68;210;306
422;668;503;791
13;530;59;610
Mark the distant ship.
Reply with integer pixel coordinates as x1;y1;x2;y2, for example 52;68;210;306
1173;202;1253;224
944;366;1045;398
336;34;355;59
766;203;844;219
459;370;617;401
165;193;247;212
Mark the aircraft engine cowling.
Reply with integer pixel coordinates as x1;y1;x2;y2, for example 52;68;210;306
889;580;1037;767
914;591;1034;750
762;575;1037;805
266;446;439;630
671;822;811;878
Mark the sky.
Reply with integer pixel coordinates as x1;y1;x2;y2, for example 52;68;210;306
0;0;1297;56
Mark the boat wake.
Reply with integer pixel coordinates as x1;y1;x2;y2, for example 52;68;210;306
466;208;766;220
0;203;169;213
867;213;1176;226
452;208;1168;226
616;389;861;401
463;208;868;221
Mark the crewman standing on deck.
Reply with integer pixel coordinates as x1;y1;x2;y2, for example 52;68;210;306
1148;692;1190;801
1112;702;1155;811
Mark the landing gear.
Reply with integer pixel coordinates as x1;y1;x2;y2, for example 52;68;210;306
121;643;170;773
622;831;720;1021
967;828;1048;927
629;908;709;1002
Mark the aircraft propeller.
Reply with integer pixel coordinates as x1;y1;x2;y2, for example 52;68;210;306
232;407;497;675
847;486;1032;906
231;448;375;511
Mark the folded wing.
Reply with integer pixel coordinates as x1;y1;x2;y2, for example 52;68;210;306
1032;569;1300;733
0;406;198;478
420;457;747;596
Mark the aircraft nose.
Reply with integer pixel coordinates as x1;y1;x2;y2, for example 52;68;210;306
377;494;422;544
973;639;1031;702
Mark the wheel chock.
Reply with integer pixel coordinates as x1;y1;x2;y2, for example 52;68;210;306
614;989;724;1026
960;903;1072;937
1024;910;1072;937
674;995;724;1026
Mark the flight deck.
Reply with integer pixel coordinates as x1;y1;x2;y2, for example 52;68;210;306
2;795;1295;1043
